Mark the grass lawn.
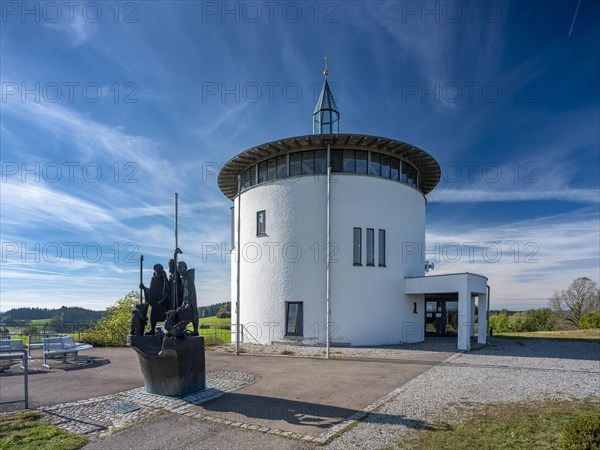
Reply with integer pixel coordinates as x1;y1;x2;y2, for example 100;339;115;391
494;328;600;342
199;315;231;325
195;315;232;344
400;399;600;450
0;411;88;450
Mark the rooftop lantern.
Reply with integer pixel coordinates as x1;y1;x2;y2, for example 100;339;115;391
312;56;339;135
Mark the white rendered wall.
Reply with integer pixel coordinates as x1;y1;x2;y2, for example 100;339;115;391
231;174;426;345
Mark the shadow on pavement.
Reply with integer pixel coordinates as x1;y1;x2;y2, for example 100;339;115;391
198;391;433;435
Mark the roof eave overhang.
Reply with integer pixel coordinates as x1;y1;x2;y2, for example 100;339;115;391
218;134;441;200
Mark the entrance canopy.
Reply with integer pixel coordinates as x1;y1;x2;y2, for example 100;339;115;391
405;273;489;351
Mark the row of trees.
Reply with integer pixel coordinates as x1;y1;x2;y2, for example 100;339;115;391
0;306;105;324
490;277;600;333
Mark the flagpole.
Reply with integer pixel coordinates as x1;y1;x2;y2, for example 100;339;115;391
235;177;241;356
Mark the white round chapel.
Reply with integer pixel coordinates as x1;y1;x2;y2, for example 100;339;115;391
218;77;441;346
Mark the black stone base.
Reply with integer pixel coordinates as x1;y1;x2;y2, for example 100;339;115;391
127;334;206;397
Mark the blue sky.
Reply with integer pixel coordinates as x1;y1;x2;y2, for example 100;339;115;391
1;0;598;311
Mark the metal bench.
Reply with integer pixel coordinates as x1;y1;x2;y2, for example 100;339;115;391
42;336;93;368
0;339;28;408
0;339;26;370
27;333;61;357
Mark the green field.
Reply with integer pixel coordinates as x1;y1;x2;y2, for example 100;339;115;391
28;319;51;325
494;328;600;342
199;315;231;325
197;315;231;344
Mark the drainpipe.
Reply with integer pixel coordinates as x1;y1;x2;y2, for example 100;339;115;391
487;285;491;338
236;175;242;355
326;143;331;359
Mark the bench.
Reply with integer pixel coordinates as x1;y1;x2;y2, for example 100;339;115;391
43;336;93;368
27;333;61;357
0;339;26;370
0;339;29;408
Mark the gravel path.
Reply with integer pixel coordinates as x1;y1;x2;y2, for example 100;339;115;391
210;337;459;358
325;338;600;449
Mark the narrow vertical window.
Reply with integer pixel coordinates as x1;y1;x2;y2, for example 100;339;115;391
378;229;386;267
258;161;267;183
391;158;400;181
289;152;302;176
276;155;288;179
331;150;343;172
381;155;391;178
241;170;250;191
285;302;303;336
370;153;381;176
356;150;368;174
314;150;327;174
302;150;315;174
353;227;362;266
343;149;356;173
249;165;257;186
267;157;276;181
256;210;266;236
366;228;374;266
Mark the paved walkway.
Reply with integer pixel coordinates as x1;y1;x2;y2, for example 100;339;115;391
0;343;454;447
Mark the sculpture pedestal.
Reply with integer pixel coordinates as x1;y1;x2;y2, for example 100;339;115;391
127;334;205;397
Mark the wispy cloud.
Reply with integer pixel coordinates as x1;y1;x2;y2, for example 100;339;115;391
426;208;600;309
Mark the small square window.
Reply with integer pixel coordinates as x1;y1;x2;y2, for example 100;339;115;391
257;210;266;236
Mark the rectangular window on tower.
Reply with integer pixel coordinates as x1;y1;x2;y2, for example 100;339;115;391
256;210;266;236
366;228;375;266
289;152;302;177
353;227;362;266
331;150;343;173
378;229;386;267
285;302;303;336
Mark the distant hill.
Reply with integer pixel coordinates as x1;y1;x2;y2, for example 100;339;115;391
0;306;106;323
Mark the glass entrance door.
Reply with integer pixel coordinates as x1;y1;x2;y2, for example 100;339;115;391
425;299;458;336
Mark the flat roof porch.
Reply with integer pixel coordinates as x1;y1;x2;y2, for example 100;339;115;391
404;273;489;351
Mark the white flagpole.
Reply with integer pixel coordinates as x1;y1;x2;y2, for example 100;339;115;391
236;176;242;355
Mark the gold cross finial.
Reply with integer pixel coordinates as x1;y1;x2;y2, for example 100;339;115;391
323;56;328;77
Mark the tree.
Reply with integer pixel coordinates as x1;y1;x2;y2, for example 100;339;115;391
48;314;64;332
82;291;141;346
549;277;600;328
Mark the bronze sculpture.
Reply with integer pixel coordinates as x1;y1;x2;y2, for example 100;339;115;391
127;193;205;397
139;263;170;335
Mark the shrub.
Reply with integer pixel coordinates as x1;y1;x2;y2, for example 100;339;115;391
216;308;231;319
523;308;556;332
579;311;600;330
489;313;511;332
562;414;600;450
81;291;140;347
21;326;39;336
